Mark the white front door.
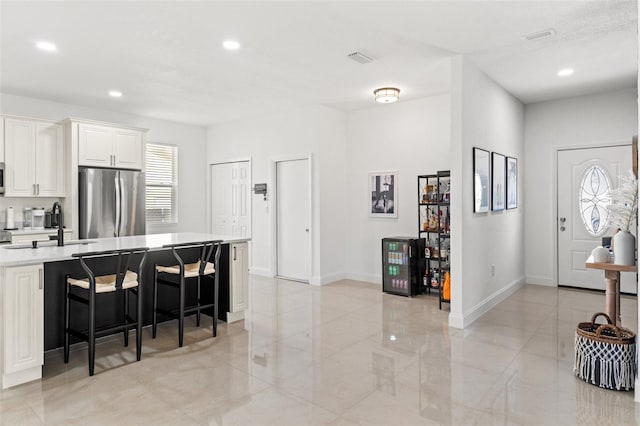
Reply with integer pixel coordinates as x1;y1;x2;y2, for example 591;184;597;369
276;158;310;282
211;161;251;238
557;145;635;293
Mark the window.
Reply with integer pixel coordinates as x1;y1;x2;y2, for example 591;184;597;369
146;143;178;224
578;165;611;237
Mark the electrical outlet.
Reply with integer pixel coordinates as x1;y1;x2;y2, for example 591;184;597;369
491;264;495;277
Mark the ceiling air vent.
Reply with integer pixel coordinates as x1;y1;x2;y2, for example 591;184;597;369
522;28;556;41
347;51;374;64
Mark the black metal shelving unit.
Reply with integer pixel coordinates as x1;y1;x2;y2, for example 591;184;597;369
417;171;450;309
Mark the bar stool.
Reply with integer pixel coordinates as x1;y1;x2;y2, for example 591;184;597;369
64;247;149;376
152;240;222;347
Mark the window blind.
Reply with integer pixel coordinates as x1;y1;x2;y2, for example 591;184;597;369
145;143;178;224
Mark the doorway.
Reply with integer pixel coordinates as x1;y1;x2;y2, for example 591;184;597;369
211;161;251;238
556;145;635;293
276;158;310;282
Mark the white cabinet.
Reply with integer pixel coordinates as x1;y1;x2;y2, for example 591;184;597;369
4;118;64;197
78;123;143;170
2;264;44;389
228;242;248;322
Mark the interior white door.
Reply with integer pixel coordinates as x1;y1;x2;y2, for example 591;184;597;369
557;145;636;293
231;162;250;238
276;158;310;282
211;161;251;237
212;163;231;235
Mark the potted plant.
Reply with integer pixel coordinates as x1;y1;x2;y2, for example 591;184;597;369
608;171;638;265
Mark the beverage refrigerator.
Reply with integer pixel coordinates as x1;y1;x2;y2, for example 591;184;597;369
382;237;425;297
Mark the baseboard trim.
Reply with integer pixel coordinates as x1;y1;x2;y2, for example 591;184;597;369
249;267;272;278
226;310;245;323
346;272;381;285
2;366;41;389
449;276;525;329
310;272;348;286
526;275;555;286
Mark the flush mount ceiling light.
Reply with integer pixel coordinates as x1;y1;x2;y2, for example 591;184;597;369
557;68;574;77
374;87;400;103
223;40;241;50
36;41;57;52
108;90;123;98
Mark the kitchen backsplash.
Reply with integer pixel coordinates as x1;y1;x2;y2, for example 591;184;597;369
0;197;63;229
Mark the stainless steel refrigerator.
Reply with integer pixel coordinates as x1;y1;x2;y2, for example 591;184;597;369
79;167;146;238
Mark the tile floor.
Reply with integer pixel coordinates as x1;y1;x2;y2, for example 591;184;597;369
1;277;639;425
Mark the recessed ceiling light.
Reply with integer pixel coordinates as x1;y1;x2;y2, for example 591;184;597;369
223;40;241;50
557;68;574;77
108;90;123;98
36;41;57;52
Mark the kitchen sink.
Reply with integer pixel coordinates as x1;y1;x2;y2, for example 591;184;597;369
3;240;97;250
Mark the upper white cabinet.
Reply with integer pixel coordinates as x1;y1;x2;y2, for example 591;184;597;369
78;123;143;170
4;117;64;197
2;264;44;388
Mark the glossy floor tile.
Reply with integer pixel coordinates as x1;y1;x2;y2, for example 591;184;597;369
1;278;639;425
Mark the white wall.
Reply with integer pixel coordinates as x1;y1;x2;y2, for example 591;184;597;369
345;95;451;283
449;56;525;328
207;95;453;285
206;105;347;283
524;88;638;286
0;93;208;234
317;107;348;283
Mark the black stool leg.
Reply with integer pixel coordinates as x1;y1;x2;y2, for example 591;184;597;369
88;289;96;376
213;274;219;338
152;266;158;339
196;275;201;327
135;286;143;361
63;276;70;363
179;275;185;347
123;289;129;347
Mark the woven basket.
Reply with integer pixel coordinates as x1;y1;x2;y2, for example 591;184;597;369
574;312;636;391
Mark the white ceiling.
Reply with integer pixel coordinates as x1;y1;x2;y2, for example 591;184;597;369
1;1;637;126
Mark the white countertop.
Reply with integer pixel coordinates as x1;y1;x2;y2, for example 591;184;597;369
0;233;249;267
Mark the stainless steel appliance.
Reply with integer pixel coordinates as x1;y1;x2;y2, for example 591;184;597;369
79;167;146;238
32;208;45;230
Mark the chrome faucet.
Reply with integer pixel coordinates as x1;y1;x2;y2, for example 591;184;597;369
52;202;64;246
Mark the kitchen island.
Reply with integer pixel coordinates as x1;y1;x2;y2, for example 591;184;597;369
0;233;249;389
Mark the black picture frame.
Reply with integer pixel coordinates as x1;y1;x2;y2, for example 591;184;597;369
506;156;517;209
491;152;506;211
473;147;490;213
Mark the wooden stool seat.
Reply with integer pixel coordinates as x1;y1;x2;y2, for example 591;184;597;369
156;261;215;278
67;270;139;293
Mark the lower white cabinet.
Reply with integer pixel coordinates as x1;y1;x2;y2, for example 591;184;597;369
2;264;44;388
228;242;248;322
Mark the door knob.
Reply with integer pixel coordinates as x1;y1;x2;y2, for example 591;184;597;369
559;217;566;223
305;228;309;232
560;226;566;232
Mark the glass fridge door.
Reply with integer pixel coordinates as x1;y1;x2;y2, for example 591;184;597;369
383;239;410;295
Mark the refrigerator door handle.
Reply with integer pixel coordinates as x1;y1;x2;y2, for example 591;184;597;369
119;176;125;236
114;174;121;237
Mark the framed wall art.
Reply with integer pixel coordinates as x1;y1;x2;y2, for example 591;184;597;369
369;172;397;218
492;152;506;211
473;148;490;213
506;156;517;209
